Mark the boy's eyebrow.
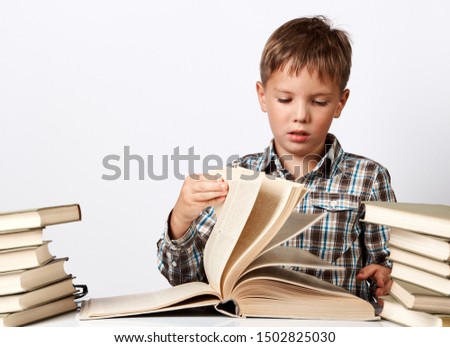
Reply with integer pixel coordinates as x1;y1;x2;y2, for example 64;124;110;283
274;88;334;97
310;92;334;97
273;88;294;94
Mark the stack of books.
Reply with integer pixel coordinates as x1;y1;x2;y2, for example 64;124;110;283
361;201;450;327
0;204;82;327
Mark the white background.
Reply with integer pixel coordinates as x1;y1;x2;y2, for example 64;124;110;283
1;0;449;297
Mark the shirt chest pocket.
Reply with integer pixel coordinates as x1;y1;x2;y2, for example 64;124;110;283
304;192;362;262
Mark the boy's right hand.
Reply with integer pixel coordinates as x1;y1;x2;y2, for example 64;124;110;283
169;174;228;240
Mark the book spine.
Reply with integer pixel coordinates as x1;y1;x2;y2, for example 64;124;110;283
38;205;81;226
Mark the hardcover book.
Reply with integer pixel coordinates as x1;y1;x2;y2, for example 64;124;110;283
389;227;450;262
0;258;70;296
0;204;81;233
390;280;450;314
391;262;450;296
0;296;77;327
389;246;449;278
361;201;450;239
380;295;450;327
0;242;54;273
0;228;44;250
0;277;76;313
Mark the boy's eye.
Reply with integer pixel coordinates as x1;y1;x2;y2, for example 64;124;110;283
277;98;292;104
312;100;328;106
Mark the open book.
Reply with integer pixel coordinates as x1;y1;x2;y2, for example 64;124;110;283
80;167;377;321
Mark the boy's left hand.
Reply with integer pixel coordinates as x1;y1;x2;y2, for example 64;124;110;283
356;264;392;298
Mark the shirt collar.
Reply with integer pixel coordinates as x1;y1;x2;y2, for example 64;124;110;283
259;133;344;182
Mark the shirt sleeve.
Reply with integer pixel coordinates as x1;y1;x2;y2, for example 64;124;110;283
156;206;216;286
363;166;397;268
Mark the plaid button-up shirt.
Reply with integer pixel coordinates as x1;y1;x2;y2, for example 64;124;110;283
157;134;396;300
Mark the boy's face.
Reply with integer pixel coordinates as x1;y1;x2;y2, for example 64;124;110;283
256;66;349;162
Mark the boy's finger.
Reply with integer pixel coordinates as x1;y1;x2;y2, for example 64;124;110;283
190;173;224;181
194;181;228;193
376;285;390;298
356;266;376;280
203;172;224;181
208;195;227;206
187;173;213;181
193;191;228;202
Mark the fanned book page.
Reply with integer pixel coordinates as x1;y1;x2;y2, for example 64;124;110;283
242;246;344;275
219;173;306;297
204;168;264;293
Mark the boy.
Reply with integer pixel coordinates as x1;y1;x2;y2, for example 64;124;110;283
157;16;396;302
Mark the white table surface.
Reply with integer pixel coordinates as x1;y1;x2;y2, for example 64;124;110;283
31;306;401;327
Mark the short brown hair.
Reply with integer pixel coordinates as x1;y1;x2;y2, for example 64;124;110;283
260;16;352;90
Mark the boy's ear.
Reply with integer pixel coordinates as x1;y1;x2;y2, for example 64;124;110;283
256;81;267;113
334;89;350;119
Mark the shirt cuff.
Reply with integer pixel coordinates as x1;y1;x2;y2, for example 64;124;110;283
164;211;196;249
382;257;393;269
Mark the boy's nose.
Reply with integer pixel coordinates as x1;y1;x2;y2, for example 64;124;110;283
293;104;309;123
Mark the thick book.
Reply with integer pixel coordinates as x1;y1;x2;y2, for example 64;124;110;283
0;228;44;250
0;241;54;273
361;201;450;238
391;262;450;296
0;258;70;295
389;227;450;262
0;277;76;313
390;280;450;314
0;204;81;233
80;167;378;321
380;295;450;327
0;296;77;327
389;246;450;278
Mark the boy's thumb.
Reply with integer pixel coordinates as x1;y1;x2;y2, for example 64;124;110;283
356;268;368;281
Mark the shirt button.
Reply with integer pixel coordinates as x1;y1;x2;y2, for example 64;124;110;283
166;252;172;260
171;261;177;267
330;199;338;209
